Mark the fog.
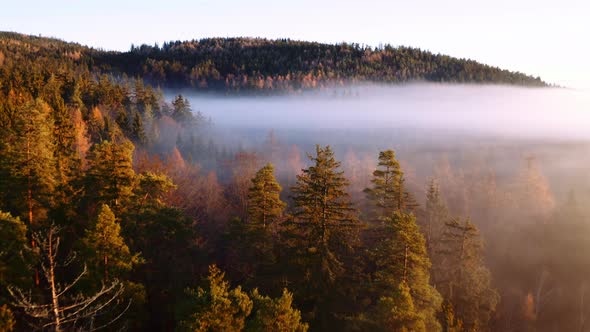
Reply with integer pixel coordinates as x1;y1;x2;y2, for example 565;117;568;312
179;84;590;140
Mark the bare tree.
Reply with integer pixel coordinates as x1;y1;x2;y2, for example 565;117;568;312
7;226;129;331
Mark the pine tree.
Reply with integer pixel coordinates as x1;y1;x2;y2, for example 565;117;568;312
437;218;498;331
0;99;56;227
82;204;140;283
364;150;416;222
248;163;286;227
372;280;426;332
371;211;442;332
84;140;136;213
178;265;253;332
247;289;308;332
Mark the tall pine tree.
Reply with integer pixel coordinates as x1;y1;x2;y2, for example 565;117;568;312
370;211;442;332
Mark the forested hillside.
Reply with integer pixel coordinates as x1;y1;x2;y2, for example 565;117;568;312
0;32;547;94
3;30;587;332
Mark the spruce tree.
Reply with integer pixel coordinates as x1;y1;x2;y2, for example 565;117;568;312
289;145;360;328
371;211;442;332
290;145;358;283
248;163;286;227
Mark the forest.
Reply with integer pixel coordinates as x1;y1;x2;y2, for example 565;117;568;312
0;32;588;332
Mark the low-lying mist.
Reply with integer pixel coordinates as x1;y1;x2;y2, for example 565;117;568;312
177;84;590;140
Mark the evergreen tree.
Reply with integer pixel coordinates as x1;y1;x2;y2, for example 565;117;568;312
372;281;426;332
0;99;56;227
289;145;360;328
82;204;140;282
437;218;498;331
84;140;136;213
423;179;449;261
248;163;286;226
290;145;359;282
0;211;30;288
247;289;308;332
171;95;193;124
178;265;253;332
364;150;416;222
370;212;442;332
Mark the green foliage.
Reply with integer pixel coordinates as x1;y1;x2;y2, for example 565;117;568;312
372;281;426;332
0;211;30;287
371;212;442;332
84;140;137;212
247;289;308;332
364;150;413;220
82;204;140;282
248;163;286;226
0;99;56;225
178;265;253;332
290;145;359;282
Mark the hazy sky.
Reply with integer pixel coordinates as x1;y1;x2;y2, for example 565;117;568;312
1;0;588;88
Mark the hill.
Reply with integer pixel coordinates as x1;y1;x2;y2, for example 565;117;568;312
0;32;547;93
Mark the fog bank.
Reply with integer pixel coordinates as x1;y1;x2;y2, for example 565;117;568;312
178;84;590;140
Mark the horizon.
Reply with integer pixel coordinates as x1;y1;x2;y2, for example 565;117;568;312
1;0;588;89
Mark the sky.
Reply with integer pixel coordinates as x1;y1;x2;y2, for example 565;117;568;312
1;0;589;88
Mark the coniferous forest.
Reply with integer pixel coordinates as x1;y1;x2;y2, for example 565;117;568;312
0;31;588;332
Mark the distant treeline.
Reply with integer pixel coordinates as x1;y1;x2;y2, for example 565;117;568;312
0;32;547;94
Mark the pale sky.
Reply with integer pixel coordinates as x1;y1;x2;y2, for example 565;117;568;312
1;0;588;88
